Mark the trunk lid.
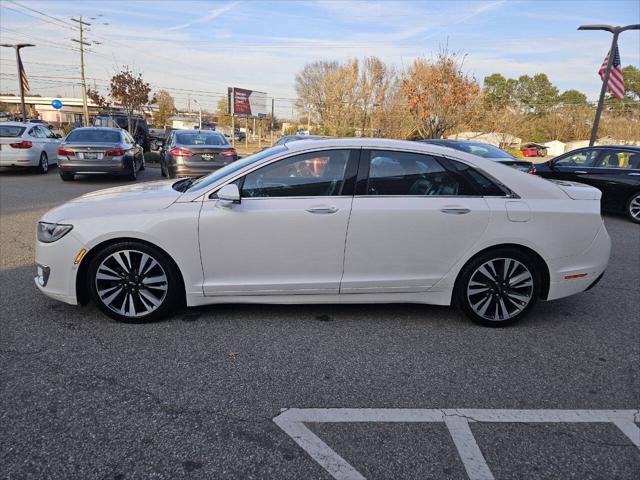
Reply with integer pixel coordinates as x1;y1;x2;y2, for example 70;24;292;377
61;142;122;160
182;146;236;167
550;180;602;200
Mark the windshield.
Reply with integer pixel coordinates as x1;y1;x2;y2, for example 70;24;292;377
176;132;226;146
0;126;26;137
185;145;288;193
450;142;514;159
66;129;121;143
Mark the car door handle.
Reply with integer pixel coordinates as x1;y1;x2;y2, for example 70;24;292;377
574;170;588;174
440;207;471;215
306;205;338;214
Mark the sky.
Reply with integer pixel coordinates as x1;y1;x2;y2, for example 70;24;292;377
0;0;639;118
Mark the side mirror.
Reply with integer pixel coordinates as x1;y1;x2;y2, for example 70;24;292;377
217;183;241;205
547;160;556;170
54;134;62;139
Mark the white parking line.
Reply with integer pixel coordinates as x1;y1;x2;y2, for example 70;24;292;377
273;409;640;480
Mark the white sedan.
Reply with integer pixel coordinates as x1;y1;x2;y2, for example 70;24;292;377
34;139;611;326
0;122;60;173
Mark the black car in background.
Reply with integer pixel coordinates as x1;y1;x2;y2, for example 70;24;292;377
536;145;640;223
159;130;238;178
419;139;536;174
93;113;151;152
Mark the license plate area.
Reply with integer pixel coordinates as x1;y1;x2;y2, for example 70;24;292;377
201;154;215;161
81;152;103;160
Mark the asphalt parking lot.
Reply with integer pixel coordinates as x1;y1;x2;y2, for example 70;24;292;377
1;165;639;479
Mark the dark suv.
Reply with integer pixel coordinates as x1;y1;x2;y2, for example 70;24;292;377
93;113;151;152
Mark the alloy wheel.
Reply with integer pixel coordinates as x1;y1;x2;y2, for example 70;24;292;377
466;257;534;322
39;153;48;173
95;249;168;318
629;193;640;221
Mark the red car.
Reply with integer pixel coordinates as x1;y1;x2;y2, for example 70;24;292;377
521;145;547;157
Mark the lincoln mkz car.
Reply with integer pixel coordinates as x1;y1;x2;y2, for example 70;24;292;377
35;139;610;327
57;127;145;181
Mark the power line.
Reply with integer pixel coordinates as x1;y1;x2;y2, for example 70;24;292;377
6;0;78;30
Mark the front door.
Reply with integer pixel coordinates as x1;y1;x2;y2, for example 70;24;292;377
198;149;358;295
542;148;600;183
341;149;492;293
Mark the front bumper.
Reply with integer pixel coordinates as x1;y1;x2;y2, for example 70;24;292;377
34;232;83;305
546;223;611;301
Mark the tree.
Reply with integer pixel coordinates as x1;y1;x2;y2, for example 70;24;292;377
622;65;640;101
483;73;517;108
215;96;232;127
513;73;559;115
558;89;588;106
86;88;107;108
151;90;176;127
402;51;480;139
109;67;151;133
356;57;392;136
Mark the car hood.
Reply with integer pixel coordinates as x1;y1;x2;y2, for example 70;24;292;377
41;180;183;223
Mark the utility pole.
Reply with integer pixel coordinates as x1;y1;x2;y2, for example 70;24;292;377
270;98;274;146
192;99;202;129
578;23;639;146
0;43;34;122
71;17;91;126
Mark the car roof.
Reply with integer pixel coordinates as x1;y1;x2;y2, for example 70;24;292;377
69;127;123;132
0;121;43;127
571;145;640;151
174;129;222;134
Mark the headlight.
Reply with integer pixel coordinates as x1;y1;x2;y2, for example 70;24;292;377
37;222;73;243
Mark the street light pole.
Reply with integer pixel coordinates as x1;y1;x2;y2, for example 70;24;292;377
578;24;640;146
192;99;202;129
0;43;35;122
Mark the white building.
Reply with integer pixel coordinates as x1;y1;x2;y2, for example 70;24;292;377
447;131;521;148
542;140;566;157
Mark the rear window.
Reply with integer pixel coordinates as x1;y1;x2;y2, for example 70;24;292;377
449;142;514;159
176;132;226;146
66;130;121;143
0;126;26;137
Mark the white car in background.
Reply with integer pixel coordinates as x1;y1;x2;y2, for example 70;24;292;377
34;138;610;327
0;122;61;173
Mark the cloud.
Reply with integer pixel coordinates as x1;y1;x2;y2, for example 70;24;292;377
168;1;238;31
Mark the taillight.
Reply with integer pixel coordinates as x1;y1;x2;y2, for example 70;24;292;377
170;147;193;157
527;163;537;175
105;148;126;157
57;146;75;156
221;148;236;158
10;140;32;149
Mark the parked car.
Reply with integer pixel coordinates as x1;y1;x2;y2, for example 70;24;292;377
93;113;151;152
0;121;60;173
234;130;246;142
56;127;144;181
159;129;237;178
536;145;640;223
419;139;536;174
35;138;610;326
521;143;547;157
274;135;330;145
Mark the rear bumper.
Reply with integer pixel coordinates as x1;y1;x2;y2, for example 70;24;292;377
0;149;40;166
58;158;129;175
546;223;611;301
169;163;230;177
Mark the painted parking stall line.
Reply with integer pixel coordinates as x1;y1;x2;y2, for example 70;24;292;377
274;409;640;480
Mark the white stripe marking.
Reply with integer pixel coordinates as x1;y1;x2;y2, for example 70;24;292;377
274;409;640;480
444;415;495;480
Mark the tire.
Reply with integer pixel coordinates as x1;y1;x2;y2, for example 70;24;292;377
160;161;167;178
139;155;145;171
454;248;540;327
36;152;49;174
127;160;137;181
626;192;640;224
60;172;74;181
88;241;180;323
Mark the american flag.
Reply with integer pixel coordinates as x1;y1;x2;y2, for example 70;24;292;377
598;44;624;100
17;52;30;94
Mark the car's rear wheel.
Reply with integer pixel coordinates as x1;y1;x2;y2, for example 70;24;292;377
160;161;167;177
36;152;48;174
60;172;74;181
88;242;180;323
625;192;640;224
127;160;137;181
455;248;540;327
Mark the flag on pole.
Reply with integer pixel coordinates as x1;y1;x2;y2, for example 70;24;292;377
598;45;624;100
17;52;30;93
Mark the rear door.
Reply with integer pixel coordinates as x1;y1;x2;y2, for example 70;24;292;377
341;150;492;294
28;126;47;156
38;126;58;159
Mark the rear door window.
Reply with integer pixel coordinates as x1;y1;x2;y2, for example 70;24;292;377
555;149;599;167
365;150;478;196
595;150;639;170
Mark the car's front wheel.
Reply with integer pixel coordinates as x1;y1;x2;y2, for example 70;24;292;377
625;192;640;224
88;242;180;323
455;248;540;327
